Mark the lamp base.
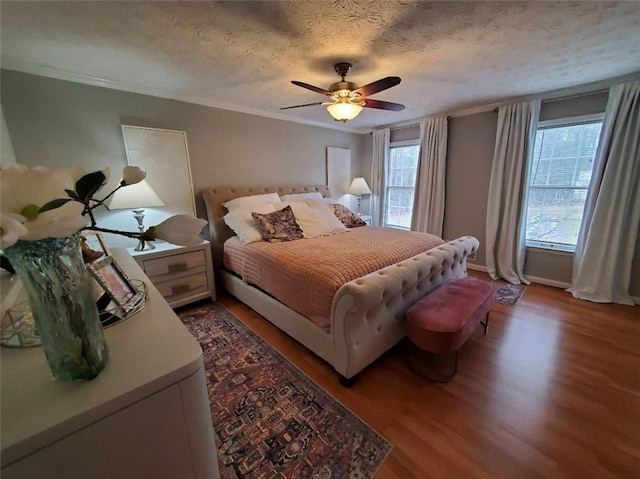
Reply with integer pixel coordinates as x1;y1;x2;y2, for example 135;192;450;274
134;239;155;252
131;208;155;252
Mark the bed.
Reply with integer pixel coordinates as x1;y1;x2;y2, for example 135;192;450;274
203;185;479;385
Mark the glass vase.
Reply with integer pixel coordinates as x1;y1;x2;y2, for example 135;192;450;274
2;232;109;381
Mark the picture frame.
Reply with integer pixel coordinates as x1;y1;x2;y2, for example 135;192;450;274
88;256;143;313
81;230;110;261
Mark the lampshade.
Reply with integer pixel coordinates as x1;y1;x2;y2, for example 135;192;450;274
109;179;165;210
326;102;363;122
348;177;371;196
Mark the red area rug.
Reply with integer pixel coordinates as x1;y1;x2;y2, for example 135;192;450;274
179;303;392;479
475;277;527;306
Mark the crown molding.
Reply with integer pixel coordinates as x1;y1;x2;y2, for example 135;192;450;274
1;63;369;135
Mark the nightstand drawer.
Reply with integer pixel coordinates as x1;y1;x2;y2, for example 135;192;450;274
128;241;215;308
141;250;205;279
155;273;209;304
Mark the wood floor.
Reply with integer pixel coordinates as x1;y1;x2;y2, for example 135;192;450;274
216;276;640;479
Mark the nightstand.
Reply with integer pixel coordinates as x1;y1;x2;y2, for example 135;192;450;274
127;241;216;308
360;215;372;226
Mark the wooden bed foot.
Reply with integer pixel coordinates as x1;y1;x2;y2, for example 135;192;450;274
338;374;356;387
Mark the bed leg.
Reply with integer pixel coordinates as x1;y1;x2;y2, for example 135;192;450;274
338;374;356;388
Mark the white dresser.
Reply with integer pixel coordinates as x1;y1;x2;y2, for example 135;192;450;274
0;249;220;479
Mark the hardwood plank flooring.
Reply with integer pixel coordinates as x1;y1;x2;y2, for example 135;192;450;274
214;277;640;478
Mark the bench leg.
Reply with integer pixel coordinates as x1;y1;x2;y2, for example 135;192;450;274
408;345;458;383
480;312;490;335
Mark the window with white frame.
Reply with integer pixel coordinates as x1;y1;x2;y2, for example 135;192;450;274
525;115;603;251
384;141;420;229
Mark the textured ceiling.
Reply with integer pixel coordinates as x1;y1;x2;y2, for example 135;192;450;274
2;1;640;132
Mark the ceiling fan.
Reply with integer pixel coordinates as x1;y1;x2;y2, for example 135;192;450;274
281;62;405;122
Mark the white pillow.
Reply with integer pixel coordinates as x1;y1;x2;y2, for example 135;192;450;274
223;204;276;244
306;197;338;206
273;201;347;238
280;192;324;202
223;192;281;212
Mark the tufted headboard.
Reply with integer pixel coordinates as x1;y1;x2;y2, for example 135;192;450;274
201;185;332;271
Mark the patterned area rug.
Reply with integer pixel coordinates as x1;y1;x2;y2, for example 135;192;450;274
179;303;392;479
476;277;527;306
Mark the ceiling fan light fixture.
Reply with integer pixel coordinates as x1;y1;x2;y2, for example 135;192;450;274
283;63;404;121
326;102;363;122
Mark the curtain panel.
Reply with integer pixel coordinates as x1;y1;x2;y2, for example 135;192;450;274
370;128;390;226
410;116;448;237
569;80;640;305
486;100;540;284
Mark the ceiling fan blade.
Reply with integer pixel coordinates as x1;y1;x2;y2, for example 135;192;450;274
362;99;405;111
354;76;401;97
280;102;324;110
291;81;331;96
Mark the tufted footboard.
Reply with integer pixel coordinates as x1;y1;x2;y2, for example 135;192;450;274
331;236;479;380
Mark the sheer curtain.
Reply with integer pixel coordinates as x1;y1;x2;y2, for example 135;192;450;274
568;81;640;305
411;116;448;236
370;128;390;226
486;100;540;284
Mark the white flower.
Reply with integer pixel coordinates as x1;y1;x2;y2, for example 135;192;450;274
1;165;206;249
20;202;87;241
121;166;146;186
0;165;87;244
0;165;83;215
0;214;28;249
146;215;207;246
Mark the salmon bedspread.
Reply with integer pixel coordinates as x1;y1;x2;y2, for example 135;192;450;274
223;226;445;332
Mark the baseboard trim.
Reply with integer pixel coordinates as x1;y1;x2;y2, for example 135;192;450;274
467;264;488;273
525;275;572;289
467;265;571;289
467;264;639;304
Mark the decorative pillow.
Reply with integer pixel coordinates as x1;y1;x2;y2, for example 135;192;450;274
331;204;367;228
252;206;304;242
280;192;324;202
223;204;276;244
272;201;347;238
223;192;281;212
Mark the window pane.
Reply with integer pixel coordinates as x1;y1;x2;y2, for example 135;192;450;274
386;187;415;228
385;144;419;228
526;120;602;249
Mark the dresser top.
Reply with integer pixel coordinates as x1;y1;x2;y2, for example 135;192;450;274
0;249;204;466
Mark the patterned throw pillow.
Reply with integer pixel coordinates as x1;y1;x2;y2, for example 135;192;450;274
252;206;304;242
331;204;367;228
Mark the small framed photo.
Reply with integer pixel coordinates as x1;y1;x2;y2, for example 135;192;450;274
81;231;110;262
88;256;143;313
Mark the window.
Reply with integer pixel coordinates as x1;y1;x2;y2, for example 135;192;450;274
525;115;603;251
384;141;420;229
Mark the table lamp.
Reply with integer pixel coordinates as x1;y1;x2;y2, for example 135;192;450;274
109;179;165;251
347;177;371;216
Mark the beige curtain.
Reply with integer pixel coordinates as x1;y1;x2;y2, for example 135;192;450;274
569;81;640;305
411;116;448;236
486;100;540;284
370;128;390;226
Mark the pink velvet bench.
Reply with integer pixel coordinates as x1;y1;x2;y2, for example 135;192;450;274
406;276;493;382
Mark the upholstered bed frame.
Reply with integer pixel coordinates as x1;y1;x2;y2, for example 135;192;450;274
202;185;479;385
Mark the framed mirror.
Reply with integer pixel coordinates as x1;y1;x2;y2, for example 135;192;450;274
121;125;196;216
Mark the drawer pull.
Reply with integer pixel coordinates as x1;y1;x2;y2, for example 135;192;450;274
171;284;192;295
168;263;189;274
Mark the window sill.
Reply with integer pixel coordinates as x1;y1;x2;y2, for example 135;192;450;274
526;245;574;257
